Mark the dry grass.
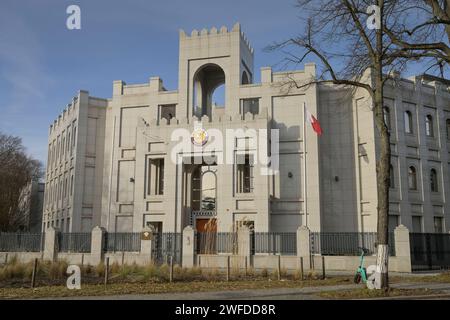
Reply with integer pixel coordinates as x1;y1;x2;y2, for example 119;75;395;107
0;276;353;299
0;259;355;298
318;287;441;299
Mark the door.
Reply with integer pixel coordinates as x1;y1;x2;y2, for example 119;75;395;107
196;218;217;254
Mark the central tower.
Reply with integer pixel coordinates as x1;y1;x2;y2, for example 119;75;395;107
177;23;254;120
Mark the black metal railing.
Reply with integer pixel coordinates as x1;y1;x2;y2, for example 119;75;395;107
103;232;141;252
0;233;44;252
410;233;450;271
310;232;396;256
57;232;91;253
152;232;182;264
253;232;297;255
196;232;238;254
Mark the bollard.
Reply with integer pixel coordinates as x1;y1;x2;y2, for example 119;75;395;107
104;257;110;286
322;256;326;280
277;255;281;281
169;256;174;283
5;253;8;264
81;254;84;267
300;257;304;281
31;258;38;288
226;256;230;282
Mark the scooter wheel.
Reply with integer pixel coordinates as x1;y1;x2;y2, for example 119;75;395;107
353;273;362;284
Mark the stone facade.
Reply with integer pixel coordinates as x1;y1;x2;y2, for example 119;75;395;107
43;23;450;234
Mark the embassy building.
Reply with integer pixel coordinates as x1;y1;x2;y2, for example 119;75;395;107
43;23;450;235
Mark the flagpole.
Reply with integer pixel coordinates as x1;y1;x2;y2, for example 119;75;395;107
303;102;308;228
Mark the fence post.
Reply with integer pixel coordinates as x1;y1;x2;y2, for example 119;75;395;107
277;255;281;280
297;226;311;269
43;227;58;262
104;257;110;286
300;257;304;280
394;225;412;273
321;256;326;280
182;226;196;268
238;225;251;268
91;226;106;266
31;258;38;288
169;255;174;282
140;226;155;264
226;255;231;281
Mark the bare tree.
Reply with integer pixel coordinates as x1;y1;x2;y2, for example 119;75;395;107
381;0;450;75
268;0;439;289
0;131;43;231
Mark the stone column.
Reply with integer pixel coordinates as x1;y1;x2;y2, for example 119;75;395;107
43;227;58;261
394;225;412;273
238;225;251;268
182;226;196;268
91;226;106;266
140;226;155;255
297;226;311;269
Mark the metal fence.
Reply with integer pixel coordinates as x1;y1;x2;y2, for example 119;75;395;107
0;233;44;252
152;233;182;265
310;232;396;256
252;232;297;255
57;232;91;253
103;232;141;252
410;233;450;271
196;232;238;254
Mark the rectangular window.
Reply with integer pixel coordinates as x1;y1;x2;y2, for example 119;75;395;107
412;216;422;233
159;104;176;124
240;98;259;116
388;215;399;233
147;158;164;195
434;217;444;233
236;154;254;193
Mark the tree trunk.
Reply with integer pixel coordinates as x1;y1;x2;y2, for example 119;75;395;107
374;0;390;290
374;75;390;289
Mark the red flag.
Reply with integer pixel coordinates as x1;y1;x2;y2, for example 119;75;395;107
305;108;323;136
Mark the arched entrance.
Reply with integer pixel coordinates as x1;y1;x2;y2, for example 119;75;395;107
192;64;225;118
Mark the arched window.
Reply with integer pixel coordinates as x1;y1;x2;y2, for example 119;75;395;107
383;107;391;131
241;71;250;85
389;164;395;188
408;166;417;190
425;115;434;137
404;111;413;134
446;119;450;140
430;168;438;192
201;171;216;211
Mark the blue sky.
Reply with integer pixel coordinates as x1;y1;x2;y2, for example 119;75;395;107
0;0;438;166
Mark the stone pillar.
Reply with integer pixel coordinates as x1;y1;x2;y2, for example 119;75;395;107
394;225;412;273
297;226;311;268
182;226;196;268
91;226;106;266
43;227;58;261
238;225;251;264
140;226;155;255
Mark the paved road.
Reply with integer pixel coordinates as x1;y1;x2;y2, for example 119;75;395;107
43;282;450;300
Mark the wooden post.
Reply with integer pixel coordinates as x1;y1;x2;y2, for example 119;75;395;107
31;258;38;288
169;256;174;283
104;257;110;286
226;256;230;282
300;257;304;281
5;253;8;264
244;256;248;277
277;255;281;281
322;256;326;280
